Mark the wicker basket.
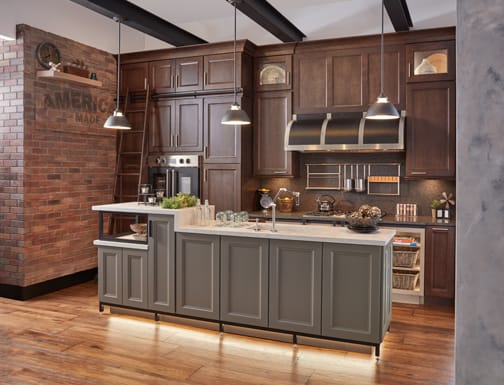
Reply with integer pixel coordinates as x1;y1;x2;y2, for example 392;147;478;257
393;270;419;290
393;249;419;268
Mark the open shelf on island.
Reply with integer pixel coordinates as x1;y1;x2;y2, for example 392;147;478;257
37;70;102;87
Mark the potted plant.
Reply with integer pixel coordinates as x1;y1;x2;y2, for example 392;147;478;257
431;199;441;218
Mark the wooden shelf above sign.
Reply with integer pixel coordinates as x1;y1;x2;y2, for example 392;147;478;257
36;70;103;87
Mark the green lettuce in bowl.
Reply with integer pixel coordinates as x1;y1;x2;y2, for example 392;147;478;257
161;193;198;209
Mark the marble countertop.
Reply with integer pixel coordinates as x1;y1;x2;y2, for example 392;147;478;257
92;201;182;215
176;221;395;246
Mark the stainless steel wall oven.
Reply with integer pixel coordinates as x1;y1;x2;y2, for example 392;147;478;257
148;155;200;198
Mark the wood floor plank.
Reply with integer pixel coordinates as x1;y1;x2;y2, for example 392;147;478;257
0;281;455;385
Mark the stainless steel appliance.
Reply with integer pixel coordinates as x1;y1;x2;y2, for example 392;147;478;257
148;155;200;198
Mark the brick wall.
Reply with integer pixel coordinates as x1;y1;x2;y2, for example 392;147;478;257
0;34;24;286
0;25;117;288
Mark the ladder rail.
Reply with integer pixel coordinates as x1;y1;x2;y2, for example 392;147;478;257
137;83;150;201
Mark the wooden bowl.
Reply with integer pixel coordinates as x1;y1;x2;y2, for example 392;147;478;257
130;223;147;234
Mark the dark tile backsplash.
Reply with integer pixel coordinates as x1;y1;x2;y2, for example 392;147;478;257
256;152;456;216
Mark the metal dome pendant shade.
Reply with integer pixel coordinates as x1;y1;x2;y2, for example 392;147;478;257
104;17;131;130
221;1;250;125
365;0;400;120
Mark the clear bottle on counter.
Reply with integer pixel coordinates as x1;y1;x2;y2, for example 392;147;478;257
195;199;203;225
203;199;210;226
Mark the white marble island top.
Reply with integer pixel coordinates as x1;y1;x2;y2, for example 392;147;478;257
177;222;395;246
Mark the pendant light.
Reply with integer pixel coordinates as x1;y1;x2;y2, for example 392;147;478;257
104;17;131;129
365;0;400;120
221;1;251;125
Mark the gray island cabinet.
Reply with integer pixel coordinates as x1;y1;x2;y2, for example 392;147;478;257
92;203;394;356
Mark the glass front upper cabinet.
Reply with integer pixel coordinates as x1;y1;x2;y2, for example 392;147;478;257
255;55;292;91
406;41;455;82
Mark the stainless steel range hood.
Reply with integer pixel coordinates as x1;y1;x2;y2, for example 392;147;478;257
285;111;406;152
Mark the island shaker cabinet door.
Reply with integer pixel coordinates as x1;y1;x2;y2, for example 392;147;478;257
176;233;220;320
220;236;269;327
269;240;322;335
321;244;383;344
148;216;175;313
122;249;149;309
98;247;123;306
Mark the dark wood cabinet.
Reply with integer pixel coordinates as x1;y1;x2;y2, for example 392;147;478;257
203;95;243;163
149;98;203;153
120;62;148;94
406;40;455;83
149;59;175;93
254;91;297;177
293;46;404;113
175;56;203;92
425;226;455;299
220;236;269;327
405;81;456;178
202;163;241;212
148;57;203;94
255;55;292;91
203;53;236;90
367;45;405;109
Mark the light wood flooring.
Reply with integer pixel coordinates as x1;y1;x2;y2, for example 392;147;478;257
0;281;454;385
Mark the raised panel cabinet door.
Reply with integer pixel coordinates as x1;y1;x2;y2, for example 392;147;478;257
122;248;148;309
293;54;329;113
254;91;297;177
220;236;269;327
120;62;148;95
98;247;123;306
149;99;176;153
203;53;237;90
269;240;322;335
367;46;405;109
175;57;203;92
174;98;203;152
321;243;384;344
148;215;175;313
406;81;456;178
149;59;175;93
203;95;241;163
176;233;220;320
425;226;456;299
202;163;241;212
329;51;365;109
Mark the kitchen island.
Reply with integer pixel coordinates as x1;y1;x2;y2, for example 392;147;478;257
92;202;395;356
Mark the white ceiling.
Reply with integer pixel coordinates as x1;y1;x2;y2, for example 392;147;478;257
0;0;456;53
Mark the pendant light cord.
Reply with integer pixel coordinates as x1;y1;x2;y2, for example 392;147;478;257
380;0;384;97
233;1;237;104
116;18;121;112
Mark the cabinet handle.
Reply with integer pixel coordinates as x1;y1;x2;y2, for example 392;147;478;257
175;134;179;147
432;227;449;231
273;170;287;174
204;168;208;182
171;75;174;88
204;71;208;86
176;74;179;88
408;62;411;78
411;171;427;175
144;78;147;90
286;71;291;86
204;145;209;159
170;135;174;147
